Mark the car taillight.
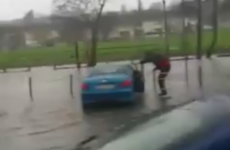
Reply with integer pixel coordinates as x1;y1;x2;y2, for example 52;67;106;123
81;83;88;90
121;80;132;87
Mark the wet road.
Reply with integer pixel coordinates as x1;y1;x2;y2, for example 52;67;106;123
0;57;229;150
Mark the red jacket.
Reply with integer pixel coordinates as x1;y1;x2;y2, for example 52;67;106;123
158;58;170;69
140;53;170;70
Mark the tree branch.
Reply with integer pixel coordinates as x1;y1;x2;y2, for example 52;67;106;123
53;0;108;66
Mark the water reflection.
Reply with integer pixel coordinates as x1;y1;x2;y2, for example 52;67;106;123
0;58;228;150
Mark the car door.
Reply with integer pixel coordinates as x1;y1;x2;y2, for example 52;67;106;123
116;65;144;93
133;69;144;93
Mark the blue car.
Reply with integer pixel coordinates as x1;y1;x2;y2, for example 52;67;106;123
81;64;145;105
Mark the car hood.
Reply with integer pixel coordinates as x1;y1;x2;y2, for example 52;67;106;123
84;74;130;82
98;109;201;150
97;96;230;150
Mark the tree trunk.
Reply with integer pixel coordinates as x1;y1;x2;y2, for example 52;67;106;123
85;40;91;65
88;5;104;67
88;26;98;66
74;41;81;69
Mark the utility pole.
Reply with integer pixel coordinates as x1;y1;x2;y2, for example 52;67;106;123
196;0;202;60
206;0;218;58
196;0;204;98
137;0;143;27
181;0;190;99
162;0;170;56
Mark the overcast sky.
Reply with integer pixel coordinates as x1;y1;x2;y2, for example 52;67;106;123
0;0;176;21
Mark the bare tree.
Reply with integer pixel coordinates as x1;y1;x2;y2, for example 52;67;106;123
149;2;163;10
53;0;108;66
121;4;127;13
99;13;118;40
171;0;198;17
221;0;230;13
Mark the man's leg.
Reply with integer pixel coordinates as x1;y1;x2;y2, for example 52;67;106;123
158;71;168;96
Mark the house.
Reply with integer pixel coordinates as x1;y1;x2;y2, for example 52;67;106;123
105;20;163;39
0;10;59;50
22;10;59;46
105;18;196;40
52;9;167;41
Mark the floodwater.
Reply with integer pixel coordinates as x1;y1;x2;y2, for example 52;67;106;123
0;56;229;150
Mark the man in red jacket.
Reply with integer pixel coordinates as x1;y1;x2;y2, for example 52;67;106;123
140;52;171;97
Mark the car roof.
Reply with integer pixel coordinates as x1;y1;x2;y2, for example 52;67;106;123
89;64;132;72
92;64;132;69
87;64;133;76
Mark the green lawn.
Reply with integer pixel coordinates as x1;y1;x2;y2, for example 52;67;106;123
0;28;230;69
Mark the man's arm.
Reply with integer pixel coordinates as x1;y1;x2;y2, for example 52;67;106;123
140;58;159;71
140;57;152;64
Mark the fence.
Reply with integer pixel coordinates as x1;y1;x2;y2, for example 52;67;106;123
0;41;230;72
0;57;229;111
0;67;31;73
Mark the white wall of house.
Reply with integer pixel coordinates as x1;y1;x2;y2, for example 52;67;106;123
48;30;59;39
108;21;164;39
24;30;59;47
24;32;40;47
142;21;164;33
109;25;136;39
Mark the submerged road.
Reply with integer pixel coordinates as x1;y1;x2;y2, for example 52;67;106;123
0;57;229;150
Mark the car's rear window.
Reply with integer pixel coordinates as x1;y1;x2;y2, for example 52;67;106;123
88;65;131;76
